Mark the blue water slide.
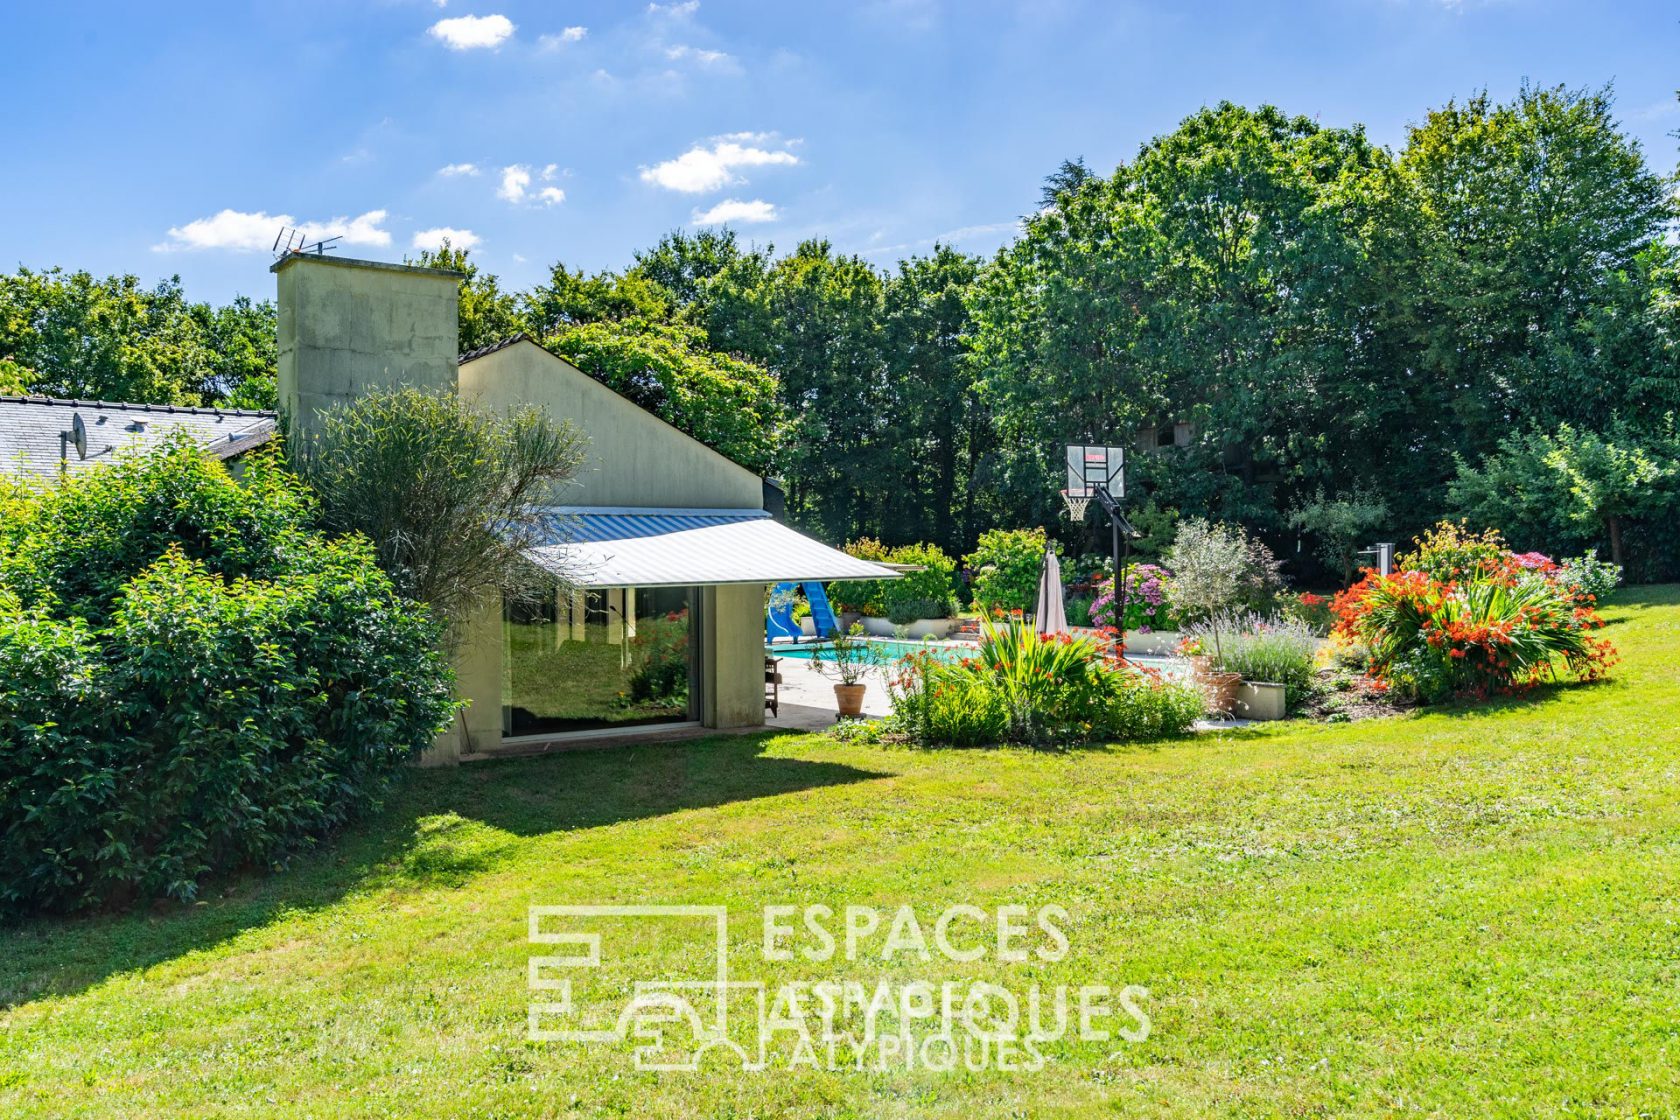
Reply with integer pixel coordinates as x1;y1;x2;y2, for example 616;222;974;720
802;581;839;638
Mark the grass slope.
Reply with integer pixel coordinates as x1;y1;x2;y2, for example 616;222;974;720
4;588;1680;1118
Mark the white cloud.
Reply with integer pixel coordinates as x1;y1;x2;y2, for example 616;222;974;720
412;227;481;252
437;162;481;177
665;44;734;67
155;208;391;252
498;164;532;202
428;14;515;50
498;165;564;206
858;218;1023;258
640;137;799;193
538;26;587;48
692;198;778;224
647;1;699;14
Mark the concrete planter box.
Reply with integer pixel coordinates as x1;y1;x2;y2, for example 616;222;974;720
1118;629;1183;656
799;617;817;637
858;616;959;640
1233;681;1287;721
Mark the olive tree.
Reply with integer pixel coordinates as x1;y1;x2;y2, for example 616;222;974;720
1288;489;1391;586
287;387;587;633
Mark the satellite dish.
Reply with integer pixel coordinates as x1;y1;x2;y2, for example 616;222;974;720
59;413;89;467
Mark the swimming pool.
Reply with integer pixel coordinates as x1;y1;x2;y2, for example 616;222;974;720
766;638;1185;675
770;638;966;663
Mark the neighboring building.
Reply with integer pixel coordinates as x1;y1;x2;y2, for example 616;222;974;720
0;395;275;480
272;252;896;765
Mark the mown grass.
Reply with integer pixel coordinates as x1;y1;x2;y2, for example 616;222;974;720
3;588;1679;1117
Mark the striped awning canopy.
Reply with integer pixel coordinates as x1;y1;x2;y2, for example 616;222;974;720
525;507;901;589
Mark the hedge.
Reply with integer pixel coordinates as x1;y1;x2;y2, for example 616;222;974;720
0;437;455;916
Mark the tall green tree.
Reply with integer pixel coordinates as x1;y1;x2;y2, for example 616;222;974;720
1395;84;1677;439
971;104;1395;539
541;319;781;474
521;261;672;334
630;228;756;312
968;167;1164;534
195;295;277;409
750;240;893;542
882;245;987;550
0;267;219;404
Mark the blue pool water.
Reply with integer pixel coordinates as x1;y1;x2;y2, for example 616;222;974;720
770;638;964;663
767;638;1184;675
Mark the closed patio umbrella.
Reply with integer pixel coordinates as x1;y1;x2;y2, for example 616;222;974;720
1034;547;1069;637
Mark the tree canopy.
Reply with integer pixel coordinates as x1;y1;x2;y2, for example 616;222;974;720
7;84;1677;578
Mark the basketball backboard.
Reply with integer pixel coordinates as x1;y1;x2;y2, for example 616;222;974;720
1065;444;1124;498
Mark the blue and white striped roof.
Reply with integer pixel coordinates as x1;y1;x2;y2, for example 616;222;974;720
526;506;901;588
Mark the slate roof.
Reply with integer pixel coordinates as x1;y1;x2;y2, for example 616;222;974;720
0;396;277;481
458;333;536;363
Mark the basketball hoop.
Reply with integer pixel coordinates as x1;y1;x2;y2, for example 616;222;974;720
1060;488;1091;521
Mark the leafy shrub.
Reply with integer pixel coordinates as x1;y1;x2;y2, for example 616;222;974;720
886;657;1010;748
1;436;314;626
287;387;585;630
1558;553;1622;603
1089;563;1175;632
1185;611;1318;703
886;597;956;625
886;618;1201;748
832;540;958;618
1098;670;1208;741
1395;521;1509;583
1064;594;1095;630
0;438;456;917
831;538;893;614
1332;525;1617;703
879;543;958;618
966;528;1055;615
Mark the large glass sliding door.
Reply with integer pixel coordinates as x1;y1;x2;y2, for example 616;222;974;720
503;583;697;736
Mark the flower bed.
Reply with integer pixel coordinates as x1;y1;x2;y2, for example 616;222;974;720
1331;524;1617;703
883;617;1203;748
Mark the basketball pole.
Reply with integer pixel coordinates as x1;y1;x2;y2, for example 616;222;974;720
1092;486;1139;654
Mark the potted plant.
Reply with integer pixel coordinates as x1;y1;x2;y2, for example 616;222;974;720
812;623;881;718
1177;635;1238;715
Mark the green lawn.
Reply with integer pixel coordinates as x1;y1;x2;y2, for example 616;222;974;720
5;589;1680;1117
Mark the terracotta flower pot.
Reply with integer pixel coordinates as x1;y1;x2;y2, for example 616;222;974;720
1204;672;1241;716
834;682;867;718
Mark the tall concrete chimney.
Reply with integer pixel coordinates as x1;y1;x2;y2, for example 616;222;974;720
272;254;463;429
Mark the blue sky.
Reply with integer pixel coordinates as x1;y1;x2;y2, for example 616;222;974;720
4;1;1676;304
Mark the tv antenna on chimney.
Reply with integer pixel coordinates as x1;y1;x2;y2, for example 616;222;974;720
272;228;342;257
